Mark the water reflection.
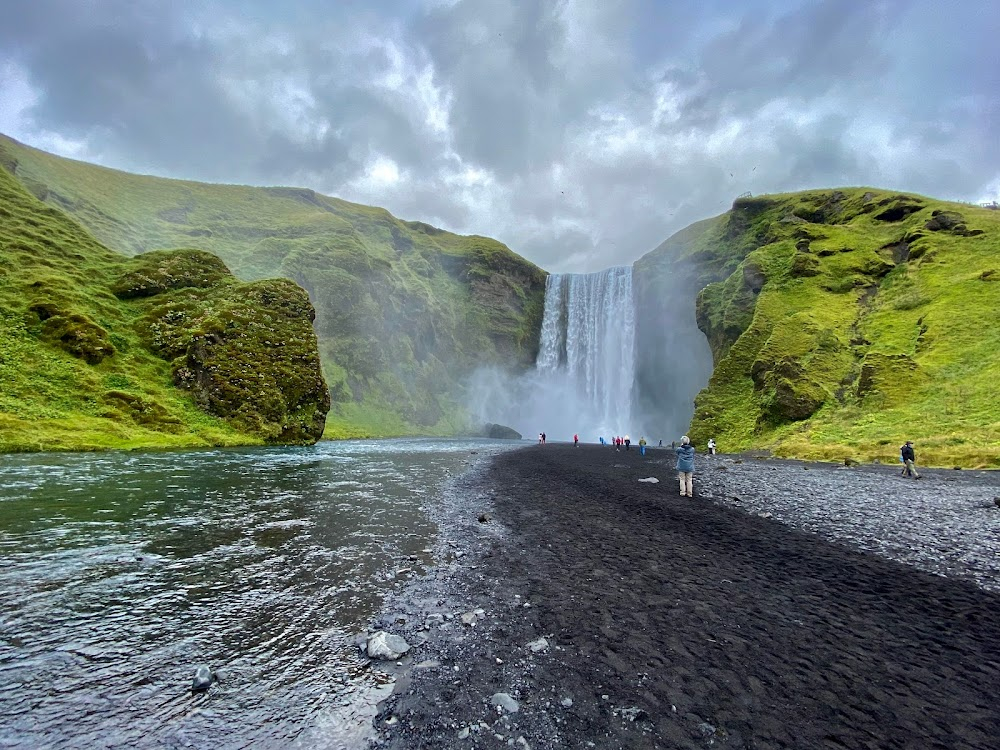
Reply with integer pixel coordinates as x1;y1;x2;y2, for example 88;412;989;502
0;438;516;749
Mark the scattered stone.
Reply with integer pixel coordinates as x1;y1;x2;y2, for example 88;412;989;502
457;727;470;739
478;513;491;523
191;665;216;692
366;631;411;660
461;611;479;626
424;613;445;629
491;692;520;713
526;637;549;653
561;697;574;708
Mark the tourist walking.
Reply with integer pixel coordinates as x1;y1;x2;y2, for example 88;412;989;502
900;440;921;478
708;438;716;455
638;436;647;456
675;436;695;497
624;435;631;451
574;433;579;447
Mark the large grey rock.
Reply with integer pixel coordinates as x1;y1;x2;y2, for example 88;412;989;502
490;692;520;713
526;637;549;653
483;423;522;440
366;631;411;660
191;665;216;692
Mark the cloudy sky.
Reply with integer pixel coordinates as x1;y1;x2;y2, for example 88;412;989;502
2;0;998;272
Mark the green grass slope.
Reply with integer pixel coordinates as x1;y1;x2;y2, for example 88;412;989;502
638;188;1000;467
0;165;329;451
0;135;547;438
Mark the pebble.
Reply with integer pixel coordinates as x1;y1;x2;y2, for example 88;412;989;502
366;631;411;660
424;614;445;629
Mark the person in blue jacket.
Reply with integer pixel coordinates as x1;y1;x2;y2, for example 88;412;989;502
675;436;695;497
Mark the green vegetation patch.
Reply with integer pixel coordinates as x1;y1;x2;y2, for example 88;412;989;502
638;188;1000;467
1;135;547;439
0;159;328;452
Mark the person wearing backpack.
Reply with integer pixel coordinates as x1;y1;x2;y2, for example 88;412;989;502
900;440;921;479
675;436;695;497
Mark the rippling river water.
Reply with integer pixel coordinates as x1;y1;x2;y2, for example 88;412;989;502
0;438;515;749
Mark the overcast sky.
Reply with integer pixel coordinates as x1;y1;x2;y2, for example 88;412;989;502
2;0;998;272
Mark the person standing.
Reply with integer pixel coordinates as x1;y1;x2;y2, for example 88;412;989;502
675;436;695;497
624;434;631;451
707;438;716;455
900;440;921;478
573;433;579;447
638;436;647;456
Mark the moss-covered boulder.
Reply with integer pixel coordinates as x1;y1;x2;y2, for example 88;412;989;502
111;249;231;298
118;258;330;444
28;302;115;364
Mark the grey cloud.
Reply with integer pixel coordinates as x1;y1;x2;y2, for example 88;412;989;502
1;0;998;273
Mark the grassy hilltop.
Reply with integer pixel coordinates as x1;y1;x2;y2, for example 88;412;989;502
0;164;329;451
0;135;547;439
637;188;1000;467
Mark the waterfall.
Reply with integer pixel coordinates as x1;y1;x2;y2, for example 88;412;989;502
529;267;637;439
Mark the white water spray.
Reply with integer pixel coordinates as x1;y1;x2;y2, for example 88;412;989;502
514;267;637;440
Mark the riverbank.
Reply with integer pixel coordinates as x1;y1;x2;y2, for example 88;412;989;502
369;444;1000;749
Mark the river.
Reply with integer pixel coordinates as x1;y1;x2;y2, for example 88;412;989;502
0;438;516;749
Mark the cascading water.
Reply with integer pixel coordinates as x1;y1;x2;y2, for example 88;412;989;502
523;267;637;440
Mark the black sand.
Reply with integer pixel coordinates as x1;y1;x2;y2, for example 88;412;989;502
371;445;1000;749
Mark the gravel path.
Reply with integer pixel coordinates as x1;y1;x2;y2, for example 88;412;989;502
367;445;1000;750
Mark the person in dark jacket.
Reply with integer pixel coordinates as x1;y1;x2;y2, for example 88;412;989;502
675;436;695;497
900;440;921;478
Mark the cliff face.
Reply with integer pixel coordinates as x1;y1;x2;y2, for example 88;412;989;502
0;163;329;451
0;135;547;438
636;189;1000;467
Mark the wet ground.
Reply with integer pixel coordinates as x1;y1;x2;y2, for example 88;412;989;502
368;445;1000;749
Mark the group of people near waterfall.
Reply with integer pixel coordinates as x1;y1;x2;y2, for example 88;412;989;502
540;431;925;495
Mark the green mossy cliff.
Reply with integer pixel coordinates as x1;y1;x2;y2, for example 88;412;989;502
637;189;1000;467
0;135;547;439
0;165;329;451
